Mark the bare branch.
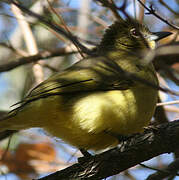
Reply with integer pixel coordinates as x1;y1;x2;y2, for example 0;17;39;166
0;48;76;73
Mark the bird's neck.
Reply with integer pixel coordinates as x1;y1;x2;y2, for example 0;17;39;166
96;46;142;61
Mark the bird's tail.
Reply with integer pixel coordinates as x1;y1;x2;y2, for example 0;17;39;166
0;111;19;142
0;111;19;132
0;98;51;133
0;107;36;133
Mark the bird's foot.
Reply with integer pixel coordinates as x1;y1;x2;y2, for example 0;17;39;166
144;125;158;133
104;130;140;152
78;148;92;163
80;148;92;157
104;130;137;142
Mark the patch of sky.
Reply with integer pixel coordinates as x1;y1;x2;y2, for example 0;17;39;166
105;152;175;179
163;79;179;120
0;2;18;41
0;173;19;180
152;0;179;15
145;153;174;167
160;78;179;110
0;74;8;93
124;0;178;31
144;0;178;31
65;0;80;9
132;166;179;180
130;153;174;180
166;79;179;101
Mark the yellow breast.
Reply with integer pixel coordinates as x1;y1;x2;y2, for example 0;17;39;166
42;84;157;150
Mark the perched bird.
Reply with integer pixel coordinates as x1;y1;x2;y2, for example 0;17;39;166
0;18;171;151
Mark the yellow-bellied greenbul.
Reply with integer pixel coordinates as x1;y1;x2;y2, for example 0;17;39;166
0;19;171;150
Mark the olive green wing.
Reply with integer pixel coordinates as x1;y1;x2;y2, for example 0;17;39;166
12;56;133;108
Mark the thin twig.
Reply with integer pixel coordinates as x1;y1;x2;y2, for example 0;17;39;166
47;0;85;58
0;42;27;56
11;3;44;84
94;0;122;20
137;0;179;30
133;0;137;19
5;0;92;55
158;0;179;16
157;100;179;106
138;0;145;22
0;134;13;161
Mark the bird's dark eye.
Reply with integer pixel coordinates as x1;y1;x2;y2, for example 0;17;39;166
130;28;140;38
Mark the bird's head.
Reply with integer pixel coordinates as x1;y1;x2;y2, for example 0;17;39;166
98;19;172;53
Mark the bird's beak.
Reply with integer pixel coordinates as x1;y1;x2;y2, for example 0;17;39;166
149;31;172;41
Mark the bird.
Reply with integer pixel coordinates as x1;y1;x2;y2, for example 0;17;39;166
0;18;171;151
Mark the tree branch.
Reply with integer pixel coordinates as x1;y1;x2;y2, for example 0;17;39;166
0;47;76;73
36;120;179;180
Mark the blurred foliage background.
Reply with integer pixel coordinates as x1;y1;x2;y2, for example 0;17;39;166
0;0;178;179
